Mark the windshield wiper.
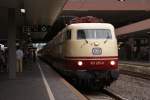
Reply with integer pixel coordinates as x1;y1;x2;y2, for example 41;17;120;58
85;39;89;44
81;38;89;48
104;34;110;44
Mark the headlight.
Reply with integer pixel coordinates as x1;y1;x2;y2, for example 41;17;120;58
110;61;116;66
77;61;83;66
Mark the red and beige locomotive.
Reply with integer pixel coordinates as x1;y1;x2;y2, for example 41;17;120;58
39;22;119;88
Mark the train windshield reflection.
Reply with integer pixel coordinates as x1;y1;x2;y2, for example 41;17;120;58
77;29;112;39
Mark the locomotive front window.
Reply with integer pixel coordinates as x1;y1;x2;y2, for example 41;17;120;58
77;29;112;39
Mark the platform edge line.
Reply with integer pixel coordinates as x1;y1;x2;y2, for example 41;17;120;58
61;78;88;100
37;63;55;100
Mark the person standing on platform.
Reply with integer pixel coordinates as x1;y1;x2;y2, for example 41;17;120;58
16;46;24;72
33;49;36;62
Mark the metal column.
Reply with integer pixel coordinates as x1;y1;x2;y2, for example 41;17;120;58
8;8;16;79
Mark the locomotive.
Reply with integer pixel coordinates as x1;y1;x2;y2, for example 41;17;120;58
39;23;119;89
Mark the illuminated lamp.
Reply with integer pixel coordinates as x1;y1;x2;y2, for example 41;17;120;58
110;61;116;66
77;61;83;66
20;8;26;13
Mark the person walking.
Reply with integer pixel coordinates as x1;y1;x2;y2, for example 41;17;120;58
16;46;24;72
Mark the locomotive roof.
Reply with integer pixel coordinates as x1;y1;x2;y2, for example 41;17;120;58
67;23;114;29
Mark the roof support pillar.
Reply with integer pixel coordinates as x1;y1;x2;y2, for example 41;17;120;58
149;36;150;62
128;38;134;60
8;8;16;79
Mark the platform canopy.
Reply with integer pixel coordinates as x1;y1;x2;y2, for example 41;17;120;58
60;0;150;37
0;0;68;43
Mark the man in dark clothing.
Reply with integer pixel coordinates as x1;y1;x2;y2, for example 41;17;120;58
33;49;36;62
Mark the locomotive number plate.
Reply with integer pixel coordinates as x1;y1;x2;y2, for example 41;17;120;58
90;61;104;65
92;48;102;55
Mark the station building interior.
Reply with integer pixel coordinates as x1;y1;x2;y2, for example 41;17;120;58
0;0;150;100
0;0;150;77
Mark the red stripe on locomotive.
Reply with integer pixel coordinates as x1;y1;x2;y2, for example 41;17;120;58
62;56;118;70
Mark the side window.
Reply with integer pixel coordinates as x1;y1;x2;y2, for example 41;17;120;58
77;30;86;39
65;30;71;40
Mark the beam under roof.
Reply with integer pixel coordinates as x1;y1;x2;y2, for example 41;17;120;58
24;0;68;25
116;18;150;36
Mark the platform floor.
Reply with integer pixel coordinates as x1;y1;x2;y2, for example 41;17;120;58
0;59;87;100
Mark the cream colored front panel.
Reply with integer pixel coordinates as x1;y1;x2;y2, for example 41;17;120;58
63;40;118;57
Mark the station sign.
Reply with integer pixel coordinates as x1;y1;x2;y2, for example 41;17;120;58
41;25;47;32
23;25;50;33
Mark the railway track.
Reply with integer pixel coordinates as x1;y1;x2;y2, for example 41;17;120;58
85;89;127;100
120;69;150;80
119;62;150;80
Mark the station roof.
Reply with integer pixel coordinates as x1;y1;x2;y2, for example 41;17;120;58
0;0;150;44
50;0;150;40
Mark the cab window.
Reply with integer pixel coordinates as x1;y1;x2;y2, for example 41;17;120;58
77;29;112;39
65;30;71;40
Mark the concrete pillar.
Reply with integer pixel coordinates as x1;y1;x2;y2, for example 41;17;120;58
131;38;135;60
149;36;150;62
8;8;16;79
128;38;134;60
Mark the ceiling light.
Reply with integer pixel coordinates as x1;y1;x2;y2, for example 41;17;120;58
20;8;26;13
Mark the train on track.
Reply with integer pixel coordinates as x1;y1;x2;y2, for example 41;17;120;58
39;23;119;89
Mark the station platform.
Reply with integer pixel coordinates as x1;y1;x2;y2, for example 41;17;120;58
119;61;150;75
0;59;87;100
